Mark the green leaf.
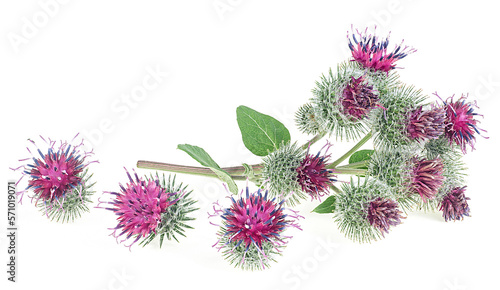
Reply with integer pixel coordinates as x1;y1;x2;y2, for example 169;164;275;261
177;144;238;194
209;167;239;195
348;149;375;168
177;144;221;168
236;105;291;156
312;196;336;214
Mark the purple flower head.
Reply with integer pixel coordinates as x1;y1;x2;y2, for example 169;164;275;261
409;157;445;202
439;186;470;222
99;169;179;250
340;76;381;120
347;26;416;73
210;186;303;270
296;143;336;200
439;93;487;153
367;197;405;236
407;105;446;141
11;134;97;207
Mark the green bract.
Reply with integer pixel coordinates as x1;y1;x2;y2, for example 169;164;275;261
367;149;417;211
218;235;282;271
261;142;305;206
334;178;399;243
370;84;426;150
295;103;322;135
418;142;467;212
309;61;399;141
36;168;95;223
140;174;198;247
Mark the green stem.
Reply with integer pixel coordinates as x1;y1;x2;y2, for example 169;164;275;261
137;160;247;180
300;132;326;150
334;167;367;175
330;184;342;194
335;160;368;169
222;164;263;175
327;131;372;169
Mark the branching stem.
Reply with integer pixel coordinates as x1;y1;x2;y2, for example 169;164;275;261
327;131;372;169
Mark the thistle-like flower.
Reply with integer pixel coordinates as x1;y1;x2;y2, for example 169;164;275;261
417;139;467;213
407;105;446;141
368;149;415;210
409;157;445;202
310;61;397;141
262;142;305;205
11;134;97;222
335;178;404;243
368;149;447;211
366;197;405;237
209;186;303;270
262;142;336;205
295;143;336;201
423;136;459;160
439;93;486;153
371;84;426;149
98;170;197;250
295;103;322;135
439;186;470;222
348;26;416;73
340;76;381;120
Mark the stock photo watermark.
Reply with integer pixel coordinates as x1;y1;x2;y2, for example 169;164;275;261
6;181;17;283
213;0;244;21
474;74;499;101
7;0;70;54
192;180;227;211
442;277;467;290
101;267;134;290
281;235;339;290
82;64;169;150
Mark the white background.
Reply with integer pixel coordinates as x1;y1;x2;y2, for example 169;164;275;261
1;1;499;290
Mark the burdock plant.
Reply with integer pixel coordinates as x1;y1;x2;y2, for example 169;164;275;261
127;25;486;267
9;25;487;271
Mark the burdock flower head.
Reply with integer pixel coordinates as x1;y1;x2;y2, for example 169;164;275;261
11;134;97;222
407;104;446;142
418;140;467;213
368;149;446;211
439;93;487;153
295;143;336;201
209;186;303;270
340;75;382;120
367;197;405;237
408;157;445;202
98;169;197;250
348;25;416;73
310;61;396;141
295;103;323;136
335;178;404;243
371;84;426;149
262;142;336;205
439;186;470;222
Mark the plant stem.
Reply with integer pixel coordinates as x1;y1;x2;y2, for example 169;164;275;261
330;184;342;194
335;160;368;169
300;132;326;150
334;167;367;175
327;131;372;169
137;160;247;180
221;164;263;175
